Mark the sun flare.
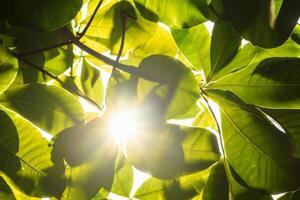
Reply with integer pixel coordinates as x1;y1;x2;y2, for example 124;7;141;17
107;110;138;144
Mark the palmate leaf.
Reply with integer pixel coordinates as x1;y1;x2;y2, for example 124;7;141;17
208;90;300;193
137;55;200;119
210;57;300;109
209;22;241;79
0;108;53;196
0;83;84;135
172;24;211;76
4;0;82;31
0;47;18;94
212;0;300;47
134;0;206;28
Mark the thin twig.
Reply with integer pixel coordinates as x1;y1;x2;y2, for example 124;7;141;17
76;0;104;39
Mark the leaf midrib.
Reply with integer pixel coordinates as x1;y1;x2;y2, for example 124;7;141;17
0;144;46;176
220;108;290;174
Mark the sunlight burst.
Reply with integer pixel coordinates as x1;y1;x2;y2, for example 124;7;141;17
108;110;138;144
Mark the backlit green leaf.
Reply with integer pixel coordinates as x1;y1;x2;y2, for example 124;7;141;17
0;83;84;135
172;24;211;76
209;22;241;79
0;108;53;196
209;90;300;193
210;58;300;109
137;55;199;119
0;47;18;94
134;0;206;28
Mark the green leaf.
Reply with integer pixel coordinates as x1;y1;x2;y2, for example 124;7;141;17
209;22;241;79
52;118;118;199
0;174;44;200
181;127;220;172
123;24;178;66
214;0;300;47
137;55;199;119
278;189;300;200
0;174;15;199
261;109;300;158
210;43;261;81
134;0;206;28
125;123;219;179
110;155;134;197
0;108;53;196
198;161;229;200
80;0;157;55
210;58;300;109
134;161;228;200
172;24;211;76
124;124;185;179
0;47;18;94
291;25;300;45
208;90;300;193
0;83;84;135
0;24;74;84
222;159;272;200
52;117;116;166
6;0;82;31
209;38;300;82
74;58;105;106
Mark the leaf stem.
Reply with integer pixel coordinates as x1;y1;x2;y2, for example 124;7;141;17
116;11;127;62
200;89;225;155
76;0;104;39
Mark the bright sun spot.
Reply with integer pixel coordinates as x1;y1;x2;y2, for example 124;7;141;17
108;110;138;144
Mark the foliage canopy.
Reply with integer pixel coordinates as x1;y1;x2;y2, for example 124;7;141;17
0;0;299;199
